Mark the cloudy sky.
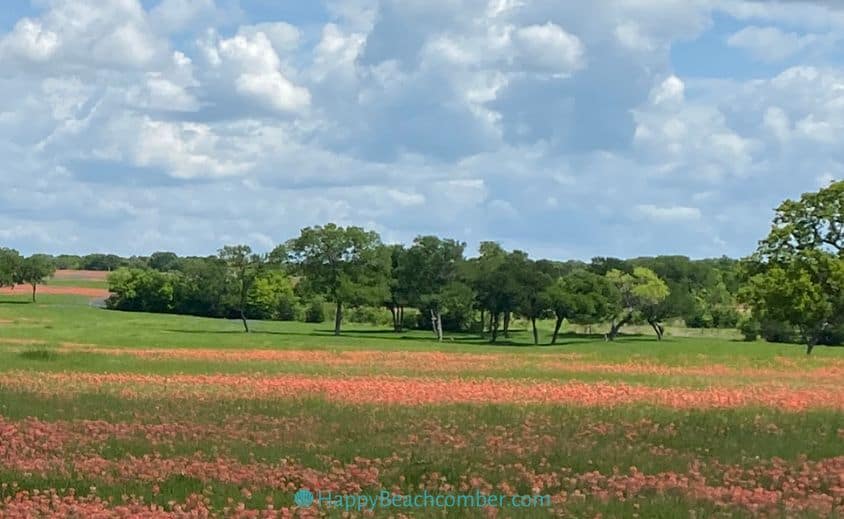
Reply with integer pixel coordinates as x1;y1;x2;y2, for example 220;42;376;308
0;0;841;259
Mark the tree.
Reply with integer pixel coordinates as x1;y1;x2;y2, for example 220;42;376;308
741;252;844;354
402;236;466;341
0;248;23;288
543;270;616;345
605;267;670;340
219;245;265;333
247;270;298;321
171;257;229;318
386;244;411;332
743;181;844;354
286;224;391;336
20;255;56;302
511;257;551;345
149;252;181;272
758;179;843;261
106;268;175;313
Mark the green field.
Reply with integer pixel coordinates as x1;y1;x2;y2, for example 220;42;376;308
1;293;842;517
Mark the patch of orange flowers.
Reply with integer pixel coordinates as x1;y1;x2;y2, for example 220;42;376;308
1;370;841;410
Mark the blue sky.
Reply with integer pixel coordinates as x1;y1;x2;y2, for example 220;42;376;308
0;0;841;259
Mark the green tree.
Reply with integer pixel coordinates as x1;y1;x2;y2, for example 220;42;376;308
741;252;844;354
386;244;412;332
171;257;229;318
606;267;670;340
543;270;616;345
402;236;466;341
219;245;265;333
743;180;844;354
149;252;181;272
512;257;551;345
0;248;23;288
286;224;391;336
759;179;843;260
106;268;175;313
20;254;56;302
247;270;298;321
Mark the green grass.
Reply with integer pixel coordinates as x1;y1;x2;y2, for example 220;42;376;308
0;293;842;517
45;278;110;289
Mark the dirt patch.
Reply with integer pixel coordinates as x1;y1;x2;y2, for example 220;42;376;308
53;270;109;281
0;319;13;325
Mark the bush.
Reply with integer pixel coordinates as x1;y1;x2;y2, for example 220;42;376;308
304;298;326;323
819;324;844;346
711;306;740;328
738;316;760;342
348;306;393;326
761;319;797;343
277;293;298;321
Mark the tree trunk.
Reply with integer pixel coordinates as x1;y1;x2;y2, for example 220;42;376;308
531;317;538;345
398;306;404;332
648;319;664;341
436;310;444;342
607;313;631;341
430;309;440;340
503;311;511;339
334;301;343;336
491;313;500;343
488;312;495;335
551;314;564;345
806;341;816;355
479;309;485;333
390;305;398;332
31;283;37;303
240;308;250;333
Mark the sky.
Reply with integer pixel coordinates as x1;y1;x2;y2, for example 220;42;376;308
0;0;842;259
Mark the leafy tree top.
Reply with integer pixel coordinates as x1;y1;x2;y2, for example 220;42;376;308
759;179;843;261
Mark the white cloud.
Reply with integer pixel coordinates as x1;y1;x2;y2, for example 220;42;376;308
727;26;818;62
636;205;702;222
210;31;311;113
0;19;58;62
128;117;251;179
512;23;585;74
1;0;842;260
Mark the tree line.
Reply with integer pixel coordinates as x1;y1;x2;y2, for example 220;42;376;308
1;181;841;353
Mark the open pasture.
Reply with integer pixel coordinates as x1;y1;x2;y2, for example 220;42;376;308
0;292;842;518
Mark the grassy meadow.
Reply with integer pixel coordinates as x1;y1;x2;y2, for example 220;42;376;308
0;290;842;517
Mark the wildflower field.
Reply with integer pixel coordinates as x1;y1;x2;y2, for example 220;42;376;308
1;293;843;518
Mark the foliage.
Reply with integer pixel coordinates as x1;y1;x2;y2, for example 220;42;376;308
19;255;56;302
606;267;670;340
744;181;844;353
304;297;326;323
737;316;760;342
543;270;616;344
286;224;391;335
148;252;181;272
247;271;298;321
741;252;844;354
219;245;265;332
399;236;467;340
0;248;23;287
107;268;176;313
758;179;843;261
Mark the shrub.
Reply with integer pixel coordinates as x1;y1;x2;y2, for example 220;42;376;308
348;306;393;326
304;298;326;323
738;316;760;342
761;319;797;343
